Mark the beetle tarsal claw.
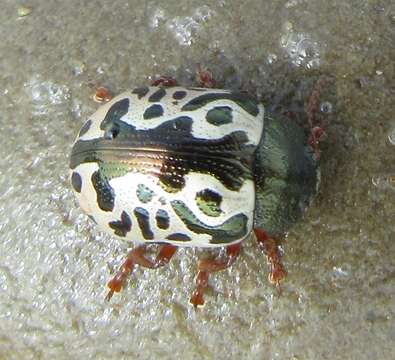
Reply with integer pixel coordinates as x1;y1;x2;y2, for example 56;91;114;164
105;290;115;302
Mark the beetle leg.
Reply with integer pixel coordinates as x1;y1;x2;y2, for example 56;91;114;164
93;86;113;103
196;64;216;88
105;244;177;301
151;76;178;87
304;76;330;159
190;243;241;308
254;228;286;292
153;244;178;267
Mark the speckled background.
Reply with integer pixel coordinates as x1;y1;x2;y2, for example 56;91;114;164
0;0;394;359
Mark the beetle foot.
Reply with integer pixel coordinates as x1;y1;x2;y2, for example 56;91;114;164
106;256;135;301
190;243;241;308
151;76;178;87
190;271;209;308
196;64;216;88
254;228;287;289
105;244;177;301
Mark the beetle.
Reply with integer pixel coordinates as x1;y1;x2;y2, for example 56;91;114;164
69;73;320;307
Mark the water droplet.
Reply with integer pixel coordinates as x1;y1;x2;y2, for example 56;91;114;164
267;53;277;64
167;6;213;46
320;101;333;114
279;28;321;68
148;7;166;28
333;266;349;277
193;5;213;22
372;174;395;191
388;128;395;145
17;6;32;18
72;61;85;76
25;76;70;115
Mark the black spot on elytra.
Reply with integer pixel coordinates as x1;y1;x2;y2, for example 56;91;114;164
143;104;164;119
71;172;82;193
155;209;170;229
154;119;252;191
182;92;259;116
78;119;92;137
109;211;132;237
206;106;233;126
171;200;248;244
70;113;256;192
104;122;120;140
148;88;166;102
198;189;222;203
166;233;191;242
100;98;130;132
172;90;187;100
196;188;223;217
134;207;154;240
132;87;149;99
91;171;115;212
136;184;154;203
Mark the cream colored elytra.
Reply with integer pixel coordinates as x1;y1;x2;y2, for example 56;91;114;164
70;86;264;247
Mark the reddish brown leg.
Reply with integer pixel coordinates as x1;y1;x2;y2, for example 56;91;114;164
190;243;241;308
196;64;216;88
93;86;113;103
151;66;215;88
151;76;178;87
105;244;177;301
254;228;286;292
304;77;329;159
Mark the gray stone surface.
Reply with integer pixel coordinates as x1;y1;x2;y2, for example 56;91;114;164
0;0;394;359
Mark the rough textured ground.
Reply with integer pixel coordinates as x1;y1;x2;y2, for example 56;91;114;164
0;0;394;359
